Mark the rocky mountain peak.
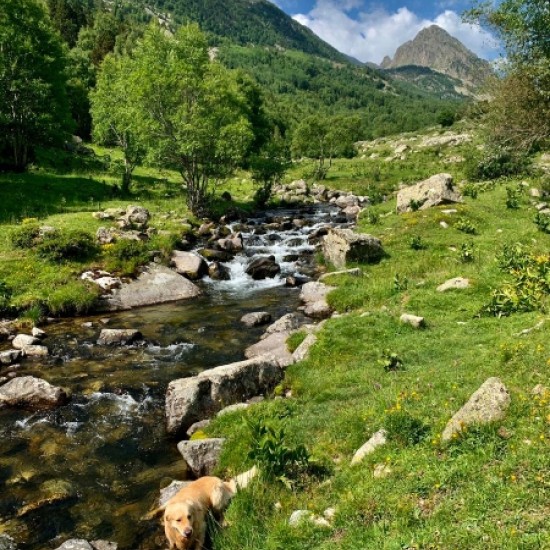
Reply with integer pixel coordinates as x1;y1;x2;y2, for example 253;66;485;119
380;25;492;89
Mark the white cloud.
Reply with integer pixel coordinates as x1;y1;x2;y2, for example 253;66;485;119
293;2;500;64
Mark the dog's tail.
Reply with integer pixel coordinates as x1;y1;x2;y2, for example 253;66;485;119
140;503;167;522
229;465;259;493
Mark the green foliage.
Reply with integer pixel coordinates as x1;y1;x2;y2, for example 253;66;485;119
126;24;254;214
247;416;310;488
505;185;522;209
46;279;99;315
455;217;477;235
0;0;72;170
409;235;427;250
379;350;404;372
459;242;475;263
364;209;380;225
462;182;479;199
385;410;429;446
9;224;41;249
35;229;98;262
482;247;550;317
464;146;531;181
291;114;360;180
0;280;12;312
436;108;457;127
534;211;550;233
392;273;408;293
103;239;150;276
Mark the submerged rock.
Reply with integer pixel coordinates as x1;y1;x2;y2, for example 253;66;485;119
177;438;225;477
396;173;462;213
102;265;201;311
166;356;283;436
97;329;143;346
0;376;69;410
240;312;272;328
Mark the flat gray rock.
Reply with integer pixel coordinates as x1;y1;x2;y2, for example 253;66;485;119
245;332;294;366
159;480;192;507
240;312;272;328
103;265;201;311
166;356;283;436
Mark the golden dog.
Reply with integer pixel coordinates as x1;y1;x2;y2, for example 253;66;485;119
163;476;235;550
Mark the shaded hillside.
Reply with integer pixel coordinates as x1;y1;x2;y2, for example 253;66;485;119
144;0;347;61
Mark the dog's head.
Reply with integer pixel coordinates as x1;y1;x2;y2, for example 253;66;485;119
164;500;201;544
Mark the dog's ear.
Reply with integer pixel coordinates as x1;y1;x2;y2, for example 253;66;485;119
141;505;166;522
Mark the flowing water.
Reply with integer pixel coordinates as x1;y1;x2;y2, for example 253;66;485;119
0;205;349;549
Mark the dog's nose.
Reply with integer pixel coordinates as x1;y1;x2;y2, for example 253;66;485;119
184;528;193;538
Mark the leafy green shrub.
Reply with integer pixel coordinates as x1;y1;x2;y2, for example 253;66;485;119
455;217;477;235
462;183;479;199
534;211;550;233
409;235;427;250
46;281;100;316
9;224;41;249
365;209;380;225
287;331;307;353
36;230;98;262
459;242;475;263
436;108;457;127
482;247;550;317
385;410;428;446
379;350;404;372
464;146;531;181
247;417;310;487
103;239;150;276
392;273;408;293
0;280;12;312
505;186;521;209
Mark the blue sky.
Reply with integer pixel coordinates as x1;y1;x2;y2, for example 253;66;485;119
271;1;500;64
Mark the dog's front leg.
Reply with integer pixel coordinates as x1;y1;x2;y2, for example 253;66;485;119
193;522;207;550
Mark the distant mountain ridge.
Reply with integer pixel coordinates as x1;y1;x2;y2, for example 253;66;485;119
380;25;492;91
144;0;347;61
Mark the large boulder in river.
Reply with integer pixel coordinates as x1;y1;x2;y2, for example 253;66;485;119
208;261;230;280
166;356;283;436
171;251;208;280
442;378;510;442
102;265;201;311
322;228;384;269
396;173;462;214
177;438;225;477
0;376;69;410
245;256;281;280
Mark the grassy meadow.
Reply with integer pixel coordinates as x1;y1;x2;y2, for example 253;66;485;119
199;133;549;549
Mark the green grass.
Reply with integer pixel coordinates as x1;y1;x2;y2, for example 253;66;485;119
0;145;258;317
203;170;550;549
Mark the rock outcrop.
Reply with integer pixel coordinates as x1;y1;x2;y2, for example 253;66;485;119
322;229;384;269
166;356;284;436
442;378;511;442
177;438;225;477
102;265;201;311
0;376;69;410
396;173;462;213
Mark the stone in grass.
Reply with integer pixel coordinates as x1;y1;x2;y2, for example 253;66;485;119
400;313;426;329
437;277;470;292
373;463;392;479
351;429;387;465
177;438;225;477
289;510;331;528
441;377;511;442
